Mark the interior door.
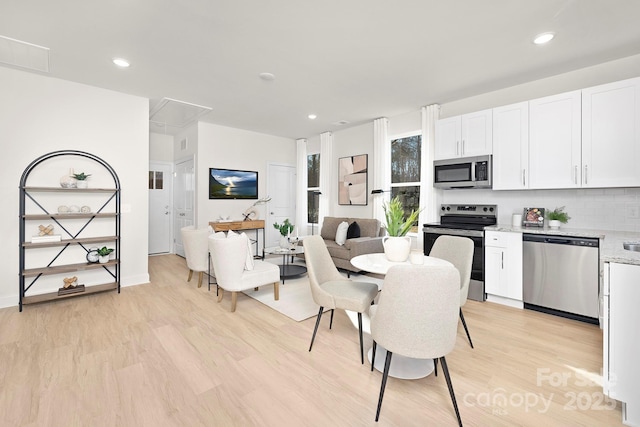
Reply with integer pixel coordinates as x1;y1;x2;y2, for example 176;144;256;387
267;163;296;247
174;157;195;257
148;161;173;254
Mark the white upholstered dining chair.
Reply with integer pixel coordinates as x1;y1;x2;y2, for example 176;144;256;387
208;231;280;312
429;235;475;348
370;264;462;425
303;235;379;364
180;226;211;288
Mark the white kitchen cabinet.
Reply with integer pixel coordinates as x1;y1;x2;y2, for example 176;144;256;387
604;262;640;426
435;109;492;160
484;231;522;305
528;90;582;189
582;77;640;188
492;102;529;190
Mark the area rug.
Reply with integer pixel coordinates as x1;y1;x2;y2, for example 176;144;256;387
243;259;383;322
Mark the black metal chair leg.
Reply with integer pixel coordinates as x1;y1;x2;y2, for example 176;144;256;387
371;341;377;371
459;309;474;349
440;356;463;427
433;358;438;377
309;306;324;352
358;312;364;364
375;350;393;422
329;309;335;329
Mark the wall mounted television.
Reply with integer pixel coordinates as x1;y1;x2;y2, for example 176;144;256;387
209;168;258;199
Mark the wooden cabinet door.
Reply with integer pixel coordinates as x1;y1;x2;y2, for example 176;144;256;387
492;102;529;190
435;116;461;160
582;77;640;188
461;109;493;157
528;90;581;189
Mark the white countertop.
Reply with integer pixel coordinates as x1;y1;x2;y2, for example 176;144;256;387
485;224;640;266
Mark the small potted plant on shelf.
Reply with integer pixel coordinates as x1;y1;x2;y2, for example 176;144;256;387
382;196;422;262
273;219;294;249
547;206;571;229
72;172;91;188
97;246;114;263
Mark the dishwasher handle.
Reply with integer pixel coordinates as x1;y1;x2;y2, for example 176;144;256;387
523;233;599;247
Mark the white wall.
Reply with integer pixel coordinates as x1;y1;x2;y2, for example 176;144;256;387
0;66;150;309
195;122;296;230
149;132;174;162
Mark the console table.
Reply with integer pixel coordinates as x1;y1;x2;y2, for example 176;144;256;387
209;220;265;258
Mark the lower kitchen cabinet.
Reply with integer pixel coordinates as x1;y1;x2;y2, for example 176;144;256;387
484;231;523;307
604;262;640;426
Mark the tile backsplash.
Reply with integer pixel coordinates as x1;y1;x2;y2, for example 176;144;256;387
440;187;640;232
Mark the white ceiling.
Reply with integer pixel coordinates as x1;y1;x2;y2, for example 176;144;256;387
3;0;640;139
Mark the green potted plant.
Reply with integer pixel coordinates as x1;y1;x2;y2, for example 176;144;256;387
72;172;91;188
97;246;114;263
547;206;571;229
273;219;294;248
381;196;422;261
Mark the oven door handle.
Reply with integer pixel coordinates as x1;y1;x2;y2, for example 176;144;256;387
422;228;484;238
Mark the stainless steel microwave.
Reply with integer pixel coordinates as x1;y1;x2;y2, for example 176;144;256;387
433;155;492;189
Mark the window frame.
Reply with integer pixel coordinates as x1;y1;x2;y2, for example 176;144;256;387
389;131;422;235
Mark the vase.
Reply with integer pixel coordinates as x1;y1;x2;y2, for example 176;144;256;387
76;180;88;189
98;255;110;264
382;236;412;262
548;220;562;229
60;168;77;188
279;235;290;249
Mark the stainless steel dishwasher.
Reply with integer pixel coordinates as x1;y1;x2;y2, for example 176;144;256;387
522;234;599;323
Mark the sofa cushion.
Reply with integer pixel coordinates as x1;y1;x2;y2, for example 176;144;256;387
324;239;351;260
321;217;349;240
347;221;361;239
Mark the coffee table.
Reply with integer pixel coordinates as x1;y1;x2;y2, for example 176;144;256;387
263;246;306;283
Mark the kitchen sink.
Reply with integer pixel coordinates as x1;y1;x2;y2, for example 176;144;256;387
623;242;640;252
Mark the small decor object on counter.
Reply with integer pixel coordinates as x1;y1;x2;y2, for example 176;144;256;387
58;205;69;213
60;168;77;188
72;172;91;188
86;247;100;263
31;224;60;243
80;205;91;213
97;246;114;263
523;207;545;227
68;205;80;213
58;276;85;295
381;196;423;262
547;206;571;229
38;224;54;236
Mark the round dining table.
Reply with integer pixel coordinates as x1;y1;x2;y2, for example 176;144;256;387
350;252;454;380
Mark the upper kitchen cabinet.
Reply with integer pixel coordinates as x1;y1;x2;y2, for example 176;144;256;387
435;109;492;160
492;102;529;190
582;77;640;188
528;90;582;189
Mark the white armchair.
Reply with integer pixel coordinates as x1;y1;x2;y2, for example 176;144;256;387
208;232;280;312
180;226;210;288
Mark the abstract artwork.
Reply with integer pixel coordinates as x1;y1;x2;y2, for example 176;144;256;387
338;154;368;205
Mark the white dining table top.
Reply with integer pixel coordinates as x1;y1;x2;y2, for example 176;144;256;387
350;253;453;275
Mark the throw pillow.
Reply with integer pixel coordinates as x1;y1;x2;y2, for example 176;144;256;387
335;221;349;246
347;221;361;239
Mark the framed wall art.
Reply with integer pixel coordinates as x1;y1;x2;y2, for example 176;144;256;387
523;207;545;227
338;154;368;205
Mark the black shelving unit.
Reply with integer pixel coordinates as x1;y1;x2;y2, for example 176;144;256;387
19;150;121;311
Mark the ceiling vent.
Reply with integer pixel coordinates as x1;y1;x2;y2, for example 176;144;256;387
149;97;212;128
0;35;50;73
333;120;350;126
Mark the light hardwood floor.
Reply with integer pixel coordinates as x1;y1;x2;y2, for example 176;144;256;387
0;254;624;426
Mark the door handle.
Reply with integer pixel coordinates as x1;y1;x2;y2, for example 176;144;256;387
165;212;170;215
501;252;504;269
461;139;465;155
522;169;526;187
574;165;578;185
584;165;588;185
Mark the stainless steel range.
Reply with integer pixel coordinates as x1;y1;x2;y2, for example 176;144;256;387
423;204;497;301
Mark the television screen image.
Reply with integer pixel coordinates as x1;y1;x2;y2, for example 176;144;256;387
209;168;258;199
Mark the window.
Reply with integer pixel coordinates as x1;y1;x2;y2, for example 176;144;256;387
307;153;320;223
390;134;421;233
149;170;164;189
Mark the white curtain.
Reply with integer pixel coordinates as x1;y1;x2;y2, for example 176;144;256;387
372;117;390;224
318;132;333;233
419;104;440;248
295;138;308;236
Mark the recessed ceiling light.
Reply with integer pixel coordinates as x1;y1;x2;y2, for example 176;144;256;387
533;32;555;45
112;58;130;67
308;114;317;120
259;72;275;81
